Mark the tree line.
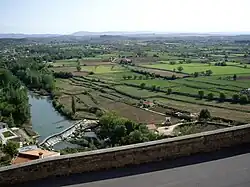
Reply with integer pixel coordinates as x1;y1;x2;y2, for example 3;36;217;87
0;69;30;127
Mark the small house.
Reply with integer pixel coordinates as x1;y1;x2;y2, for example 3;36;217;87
12;148;60;165
143;101;154;108
120;58;132;64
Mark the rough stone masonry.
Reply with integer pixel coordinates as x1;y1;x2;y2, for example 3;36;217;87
1;124;250;186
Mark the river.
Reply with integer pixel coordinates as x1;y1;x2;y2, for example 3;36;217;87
28;93;73;142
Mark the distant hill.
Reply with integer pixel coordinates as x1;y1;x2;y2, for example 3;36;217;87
1;31;250;39
0;33;61;39
71;31;155;36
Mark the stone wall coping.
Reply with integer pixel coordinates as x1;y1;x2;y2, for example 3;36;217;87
0;123;249;172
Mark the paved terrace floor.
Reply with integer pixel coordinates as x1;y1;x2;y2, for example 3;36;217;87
16;144;250;187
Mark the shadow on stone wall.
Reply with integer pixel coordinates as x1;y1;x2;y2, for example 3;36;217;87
16;143;250;187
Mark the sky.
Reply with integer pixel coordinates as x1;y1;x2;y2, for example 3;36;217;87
0;0;250;34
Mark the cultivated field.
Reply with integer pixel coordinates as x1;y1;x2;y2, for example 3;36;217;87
143;62;250;75
50;38;250;125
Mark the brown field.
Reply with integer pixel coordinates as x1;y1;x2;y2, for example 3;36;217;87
55;79;86;93
72;71;89;76
128;57;159;64
51;66;77;72
155;98;250;122
138;67;187;78
237;75;250;80
51;67;89;76
75;94;98;107
58;95;72;108
57;91;165;124
94;95;165;124
80;61;115;66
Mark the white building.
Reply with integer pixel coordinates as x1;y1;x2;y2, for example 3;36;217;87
0;124;22;146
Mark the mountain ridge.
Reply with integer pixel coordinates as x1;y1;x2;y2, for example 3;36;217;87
1;31;250;39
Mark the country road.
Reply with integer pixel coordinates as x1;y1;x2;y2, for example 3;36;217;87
16;144;250;187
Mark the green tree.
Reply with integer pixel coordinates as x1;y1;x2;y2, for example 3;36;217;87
194;72;199;77
205;70;213;76
133;75;137;80
219;92;226;102
127;130;144;144
198;90;204;99
151;85;156;91
71;96;76;115
122;75;127;80
233;74;237;81
239;95;248;104
113;125;127;144
207;93;214;101
177;66;184;72
224;55;228;62
232;94;239;103
167;88;172;95
140;83;146;89
77;65;81;72
151;73;156;79
76;61;81;72
171;74;176;80
199;109;211;120
7;113;15;127
3;141;18;158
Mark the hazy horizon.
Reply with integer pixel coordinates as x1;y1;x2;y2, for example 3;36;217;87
1;0;250;34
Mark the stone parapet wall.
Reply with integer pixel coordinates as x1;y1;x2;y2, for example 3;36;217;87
1;124;250;185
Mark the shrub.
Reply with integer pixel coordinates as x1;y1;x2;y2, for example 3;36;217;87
239;95;248;104
167;88;172;95
198;90;204;99
232;94;239;103
171;74;176;80
199;109;211;120
207;93;214;101
219;92;226;102
194;72;199;77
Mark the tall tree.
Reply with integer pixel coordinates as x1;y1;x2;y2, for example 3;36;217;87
198;90;204;99
3;141;18;158
177;66;184;72
233;74;237;81
219;92;226;102
199;109;211;120
71;96;76;115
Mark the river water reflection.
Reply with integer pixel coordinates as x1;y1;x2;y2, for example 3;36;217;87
28;93;73;142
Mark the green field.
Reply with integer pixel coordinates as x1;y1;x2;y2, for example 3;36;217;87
53;59;77;66
46;36;250;124
114;85;165;98
82;65;125;74
143;63;250;75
